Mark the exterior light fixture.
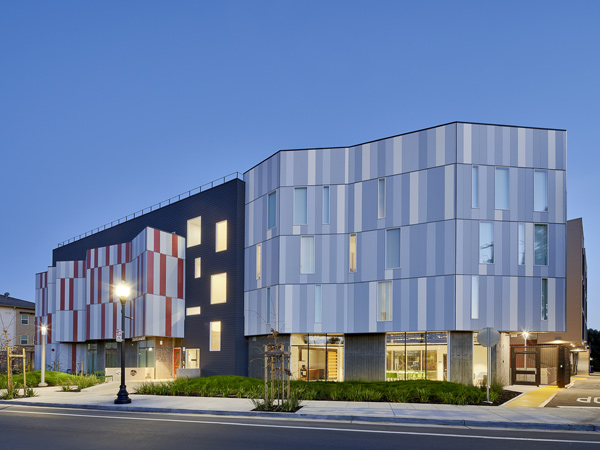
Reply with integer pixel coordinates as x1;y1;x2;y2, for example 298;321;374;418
114;283;131;404
39;324;48;387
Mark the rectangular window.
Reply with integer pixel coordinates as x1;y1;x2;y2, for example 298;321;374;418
210;321;221;351
21;314;29;325
300;236;315;274
471;276;479;320
186;348;199;369
534;170;548;212
138;340;155;368
211;273;227;304
187;216;201;247
385;228;401;269
479;222;494;264
534;224;548;265
294;187;308;225
267;191;277;229
315;285;322;323
216;220;227;252
472;166;479;208
186;306;201;316
349;234;357;273
20;335;29;345
377;281;392;321
378;178;386;219
105;342;118;368
541;278;548;320
518;223;525;265
495;167;509;209
322;186;330;224
256;244;261;280
266;287;271;324
195;257;201;278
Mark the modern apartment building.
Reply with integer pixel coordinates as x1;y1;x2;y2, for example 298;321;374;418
244;122;567;384
35;122;571;385
35;177;246;379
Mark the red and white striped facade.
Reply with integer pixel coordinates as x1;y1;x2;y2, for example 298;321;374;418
35;227;185;346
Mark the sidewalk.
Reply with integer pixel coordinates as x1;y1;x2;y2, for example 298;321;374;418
2;380;599;432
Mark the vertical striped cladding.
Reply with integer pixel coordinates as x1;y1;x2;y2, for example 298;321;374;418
455;124;567;332
245;124;458;336
244;122;567;337
36;227;185;345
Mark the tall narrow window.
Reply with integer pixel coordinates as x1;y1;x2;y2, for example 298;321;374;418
471;276;479;320
210;321;221;351
495;168;509;209
349;234;357;273
216;220;227;252
315;285;322;323
385;228;401;269
256;244;261;280
187;216;201;247
211;273;227;304
294;187;308;225
541;279;548;320
322;186;330;224
377;281;392;321
534;170;548;212
267;191;277;229
479;222;494;264
378;178;386;219
534;224;548;265
518;223;525;265
300;236;315;274
195;257;201;278
472;166;479;208
266;287;271;324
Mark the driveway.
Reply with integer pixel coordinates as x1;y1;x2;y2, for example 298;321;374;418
546;374;600;408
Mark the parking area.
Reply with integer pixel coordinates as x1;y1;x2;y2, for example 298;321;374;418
546;374;600;408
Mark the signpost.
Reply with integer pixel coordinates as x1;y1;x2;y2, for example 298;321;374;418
477;327;500;403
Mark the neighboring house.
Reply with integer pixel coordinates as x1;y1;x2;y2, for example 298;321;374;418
36;122;574;385
0;293;36;371
35;176;246;379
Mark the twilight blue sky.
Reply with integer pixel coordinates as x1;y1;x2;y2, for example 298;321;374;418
1;1;598;329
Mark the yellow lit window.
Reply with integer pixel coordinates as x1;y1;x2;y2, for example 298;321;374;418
210;321;221;351
211;273;227;304
216;220;227;252
256;243;261;280
187;217;201;247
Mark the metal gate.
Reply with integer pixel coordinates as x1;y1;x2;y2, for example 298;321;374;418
511;344;568;386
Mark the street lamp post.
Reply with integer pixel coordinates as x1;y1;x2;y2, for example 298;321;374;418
39;324;47;387
114;283;131;404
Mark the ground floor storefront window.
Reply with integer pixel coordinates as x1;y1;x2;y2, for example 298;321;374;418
105;342;118;368
138;339;155;367
290;334;344;381
386;332;447;381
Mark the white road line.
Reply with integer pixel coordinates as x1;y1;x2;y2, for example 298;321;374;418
0;408;599;445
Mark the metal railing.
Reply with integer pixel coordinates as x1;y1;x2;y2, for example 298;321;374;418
57;172;242;247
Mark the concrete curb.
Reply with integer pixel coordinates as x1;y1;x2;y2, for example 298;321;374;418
2;400;598;432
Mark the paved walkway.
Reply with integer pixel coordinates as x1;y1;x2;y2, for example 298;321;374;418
2;378;599;432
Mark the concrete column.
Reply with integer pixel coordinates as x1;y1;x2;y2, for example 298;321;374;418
448;331;473;385
577;350;590;374
344;334;385;381
491;332;511;385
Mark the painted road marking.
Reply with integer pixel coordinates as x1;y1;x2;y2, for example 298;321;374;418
0;408;599;445
577;397;600;404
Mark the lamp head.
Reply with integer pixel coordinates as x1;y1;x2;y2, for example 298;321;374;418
41;324;47;336
115;283;130;305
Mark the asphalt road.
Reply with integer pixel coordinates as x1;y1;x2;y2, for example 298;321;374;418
547;376;600;408
0;405;599;449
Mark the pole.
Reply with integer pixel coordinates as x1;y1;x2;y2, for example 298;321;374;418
40;330;47;387
22;349;26;390
114;298;131;404
486;328;491;403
